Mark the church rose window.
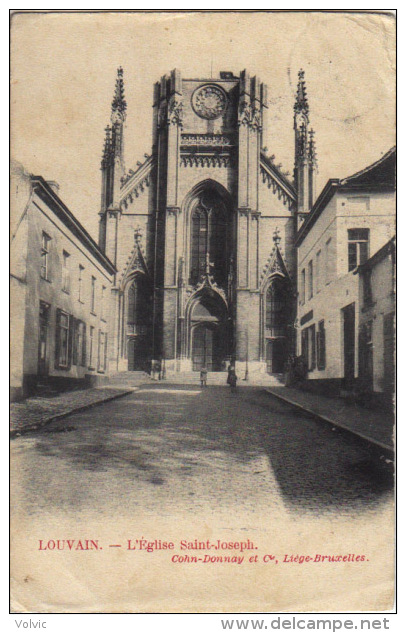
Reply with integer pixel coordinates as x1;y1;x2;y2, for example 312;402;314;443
191;85;228;120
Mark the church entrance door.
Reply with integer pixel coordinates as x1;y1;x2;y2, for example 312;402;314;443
192;325;213;372
192;323;224;372
126;274;151;372
128;337;150;372
266;339;286;374
189;292;227;372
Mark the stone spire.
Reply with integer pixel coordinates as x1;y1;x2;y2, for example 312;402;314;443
294;69;309;117
111;67;127;121
99;67;126;255
293;69;317;224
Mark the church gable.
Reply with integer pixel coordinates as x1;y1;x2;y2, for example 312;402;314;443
119;229;150;287
260;232;292;290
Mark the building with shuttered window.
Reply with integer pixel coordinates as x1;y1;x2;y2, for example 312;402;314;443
11;161;115;400
295;147;395;394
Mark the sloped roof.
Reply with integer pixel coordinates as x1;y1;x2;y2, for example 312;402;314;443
32;176;116;274
341;146;396;188
357;236;396;275
260;151;296;200
296;146;396;246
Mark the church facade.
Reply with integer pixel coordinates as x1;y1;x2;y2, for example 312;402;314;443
99;68;318;378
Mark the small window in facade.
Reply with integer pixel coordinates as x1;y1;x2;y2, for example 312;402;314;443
302;324;316;371
316;250;321;292
62;251;70;293
89;326;95;369
101;285;106;321
348;228;369;272
91;276;96;314
98;331;108;372
301;268;306;304
73;319;86;367
41;232;51;280
317;320;326;370
325;238;332;283
308;260;313;299
55;309;71;369
78;265;84;303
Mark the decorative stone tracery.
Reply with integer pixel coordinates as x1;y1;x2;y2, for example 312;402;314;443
180;154;231;168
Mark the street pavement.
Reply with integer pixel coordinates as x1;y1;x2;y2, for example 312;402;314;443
11;384;393;520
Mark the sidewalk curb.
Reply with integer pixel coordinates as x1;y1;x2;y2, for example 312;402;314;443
263;388;394;456
10;389;134;439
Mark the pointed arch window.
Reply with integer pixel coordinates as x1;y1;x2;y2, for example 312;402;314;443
127;275;150;336
190;192;229;287
265;278;290;337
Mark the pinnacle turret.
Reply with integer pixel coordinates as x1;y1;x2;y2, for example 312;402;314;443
308;128;317;165
111;67;127;120
294;68;309;117
293;69;317;220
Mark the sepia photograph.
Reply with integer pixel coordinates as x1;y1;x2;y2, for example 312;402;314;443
10;10;396;614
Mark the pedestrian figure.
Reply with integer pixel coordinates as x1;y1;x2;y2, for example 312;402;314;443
200;366;208;388
227;365;237;392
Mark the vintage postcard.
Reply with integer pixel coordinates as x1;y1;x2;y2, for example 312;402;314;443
10;10;396;614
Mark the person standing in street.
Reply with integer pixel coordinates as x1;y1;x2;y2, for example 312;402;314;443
200;366;208;388
227;365;237;392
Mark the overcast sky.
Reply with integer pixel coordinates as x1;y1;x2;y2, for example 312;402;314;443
11;11;395;240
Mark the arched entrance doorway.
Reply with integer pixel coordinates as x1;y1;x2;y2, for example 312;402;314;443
126;274;151;371
190;293;227;372
264;277;291;374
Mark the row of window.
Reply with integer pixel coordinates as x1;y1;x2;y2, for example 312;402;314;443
301;320;326;371
41;232;107;318
40;302;108;372
300;242;330;304
300;229;370;304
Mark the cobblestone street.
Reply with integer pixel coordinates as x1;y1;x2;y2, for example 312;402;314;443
11;384;393;519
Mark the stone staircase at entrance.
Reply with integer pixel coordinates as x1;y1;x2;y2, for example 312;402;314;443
108;370;285;388
162;371;285;387
108;371;154;388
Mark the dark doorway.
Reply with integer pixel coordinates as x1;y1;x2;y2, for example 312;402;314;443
38;302;50;376
128;337;150;372
190;292;227;371
192;325;213;371
342;302;355;385
192;323;224;371
266;339;286;374
126;275;151;371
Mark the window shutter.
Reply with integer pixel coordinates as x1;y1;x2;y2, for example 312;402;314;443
54;308;61;369
97;329;101;371
104;333;108;371
82;323;87;367
72;318;78;366
67;315;73;370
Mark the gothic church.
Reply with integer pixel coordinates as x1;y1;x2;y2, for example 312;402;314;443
98;68;317;378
